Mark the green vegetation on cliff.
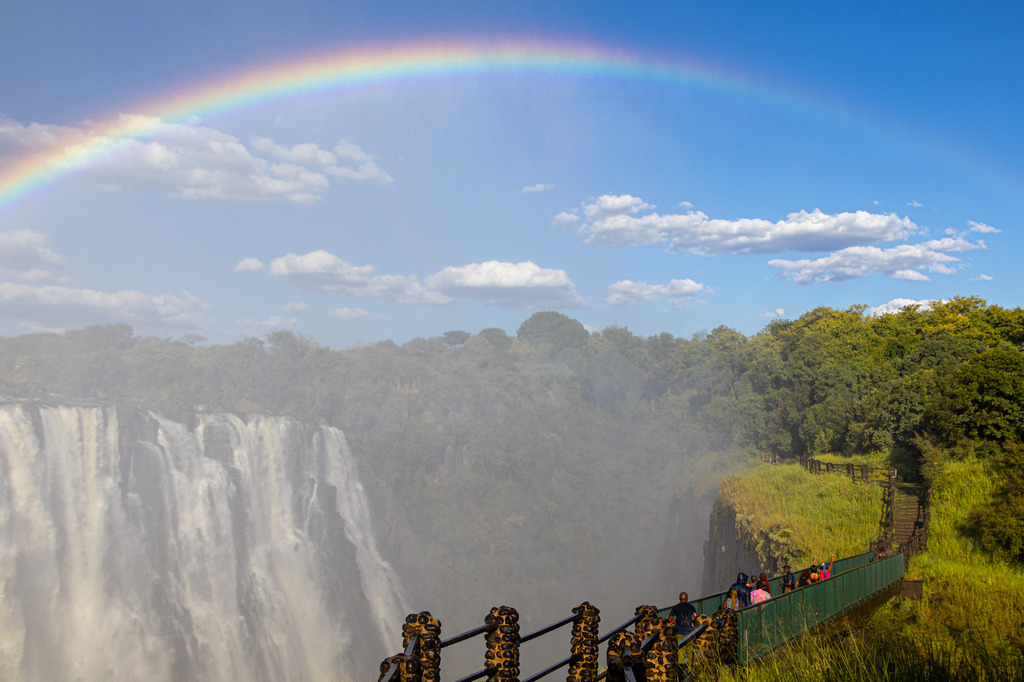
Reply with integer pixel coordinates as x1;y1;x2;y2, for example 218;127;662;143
718;464;880;569
707;454;1024;680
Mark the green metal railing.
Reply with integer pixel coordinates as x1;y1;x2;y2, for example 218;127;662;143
657;550;876;621
736;553;904;664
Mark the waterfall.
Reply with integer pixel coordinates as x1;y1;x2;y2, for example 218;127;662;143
0;404;406;682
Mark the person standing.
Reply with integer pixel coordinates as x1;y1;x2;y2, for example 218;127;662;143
780;564;795;593
668;592;697;637
722;587;742;611
729;573;752;607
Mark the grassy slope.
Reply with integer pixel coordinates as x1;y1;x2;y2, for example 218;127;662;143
717;463;881;569
703;457;1024;682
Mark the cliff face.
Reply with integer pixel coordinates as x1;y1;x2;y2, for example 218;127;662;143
700;498;765;595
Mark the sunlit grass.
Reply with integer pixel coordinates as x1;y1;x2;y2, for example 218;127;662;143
704;453;1024;681
717;462;880;567
696;622;1024;681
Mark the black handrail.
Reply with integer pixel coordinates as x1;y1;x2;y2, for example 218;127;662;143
451;667;490;682
596;613;644;645
440;623;494;649
520;610;630;679
520;613;578;645
379;634;420;682
678;621;709;648
522;653;581;682
595;621;710;681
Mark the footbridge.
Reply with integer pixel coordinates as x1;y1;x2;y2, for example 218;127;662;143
376;550;905;682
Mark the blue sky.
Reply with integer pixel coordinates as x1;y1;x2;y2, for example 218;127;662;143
1;1;1022;347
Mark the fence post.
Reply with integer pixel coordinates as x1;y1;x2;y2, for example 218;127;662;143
645;618;679;682
567;602;600;682
633;606;677;682
887;468;896;539
405;612;441;682
485;606;520;682
606;631;643;682
923;488;932;552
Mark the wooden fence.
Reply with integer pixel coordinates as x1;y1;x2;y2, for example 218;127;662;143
759;453;930;568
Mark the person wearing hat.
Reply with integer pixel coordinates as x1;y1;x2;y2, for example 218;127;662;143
780;564;795;593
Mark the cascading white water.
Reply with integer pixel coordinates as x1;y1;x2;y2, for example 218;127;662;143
0;404;407;682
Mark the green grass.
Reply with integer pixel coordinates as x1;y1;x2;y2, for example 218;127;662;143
702;454;1024;681
697;622;1024;682
718;462;881;567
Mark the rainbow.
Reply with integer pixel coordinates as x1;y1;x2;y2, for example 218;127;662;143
0;39;865;213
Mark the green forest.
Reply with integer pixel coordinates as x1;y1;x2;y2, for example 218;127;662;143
2;295;1024;677
3;296;1024;565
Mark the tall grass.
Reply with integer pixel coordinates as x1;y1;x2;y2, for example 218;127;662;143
704;454;1024;681
699;622;1024;681
718;463;880;567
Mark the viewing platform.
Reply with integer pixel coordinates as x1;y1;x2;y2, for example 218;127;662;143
376;550;906;681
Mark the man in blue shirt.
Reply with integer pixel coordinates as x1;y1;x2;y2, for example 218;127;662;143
668;591;697;636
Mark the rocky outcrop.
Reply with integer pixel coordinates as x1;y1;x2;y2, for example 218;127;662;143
700;499;765;595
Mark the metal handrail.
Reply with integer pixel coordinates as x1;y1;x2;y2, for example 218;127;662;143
440;623;494;649
520;613;578;645
449;612;580;682
596;613;643;645
379;550;891;681
521;652;581;682
451;667;490;682
378;635;419;682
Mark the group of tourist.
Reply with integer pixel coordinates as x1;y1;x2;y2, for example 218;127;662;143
666;555;836;637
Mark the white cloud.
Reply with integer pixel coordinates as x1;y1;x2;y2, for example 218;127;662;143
0;115;86;157
328;307;370;320
971;273;993;282
605;278;704;306
233;257;265;273
239;315;297;329
552;211;580;228
0;282;208;332
15;269;75;285
583;194;652;221
908;200;923;208
269;250;451;304
2;114;392;203
82;116;331;203
522;183;554;193
567;196;920;254
760;308;786;318
426;260;583;308
0;230;67;280
768;236;984;284
324;139;393;184
251;136;337;165
869;298;939;316
283;302;310;314
968;220;1000;234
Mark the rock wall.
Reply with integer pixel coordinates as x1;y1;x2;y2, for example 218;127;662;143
700;499;765;595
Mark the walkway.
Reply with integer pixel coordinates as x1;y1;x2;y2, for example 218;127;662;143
376;550;905;681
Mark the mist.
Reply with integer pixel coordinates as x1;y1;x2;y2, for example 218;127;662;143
0;315;736;680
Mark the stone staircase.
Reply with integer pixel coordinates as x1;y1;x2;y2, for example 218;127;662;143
883;484;930;567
